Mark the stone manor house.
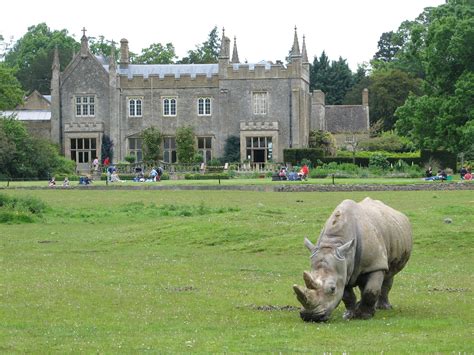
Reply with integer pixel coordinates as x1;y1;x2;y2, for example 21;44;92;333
45;28;368;170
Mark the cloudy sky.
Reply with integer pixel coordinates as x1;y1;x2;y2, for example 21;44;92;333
2;0;445;70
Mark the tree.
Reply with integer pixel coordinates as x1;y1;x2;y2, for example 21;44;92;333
4;23;79;94
134;43;177;64
0;64;24;109
101;134;114;163
89;35;120;60
395;0;474;153
222;135;240;162
310;52;353;104
373;31;401;63
369;69;422;130
0;117;74;178
309;130;336;156
175;126;195;163
141;127;162;164
178;27;220;64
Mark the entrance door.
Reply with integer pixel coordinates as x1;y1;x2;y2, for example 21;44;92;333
70;138;97;171
245;136;273;163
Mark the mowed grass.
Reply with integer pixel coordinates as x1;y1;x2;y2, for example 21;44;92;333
1;189;473;352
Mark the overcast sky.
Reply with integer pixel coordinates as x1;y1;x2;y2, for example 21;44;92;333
2;0;445;71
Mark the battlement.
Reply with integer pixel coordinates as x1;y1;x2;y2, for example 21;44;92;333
240;121;279;131
65;121;104;133
223;62;309;81
119;73;220;89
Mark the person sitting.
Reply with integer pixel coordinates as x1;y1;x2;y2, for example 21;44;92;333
63;177;70;187
278;167;288;180
157;166;164;181
463;171;472;181
460;166;468;179
425;166;433;177
437;169;447;180
48;177;56;187
298;164;309;180
110;171;123;182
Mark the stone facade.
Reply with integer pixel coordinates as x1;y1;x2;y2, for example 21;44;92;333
50;28;369;166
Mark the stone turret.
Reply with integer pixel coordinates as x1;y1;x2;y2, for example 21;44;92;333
50;46;61;147
120;38;130;68
231;36;240;64
218;28;231;77
291;27;301;58
301;35;309;64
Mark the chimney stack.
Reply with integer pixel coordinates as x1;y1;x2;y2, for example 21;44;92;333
120;38;130;67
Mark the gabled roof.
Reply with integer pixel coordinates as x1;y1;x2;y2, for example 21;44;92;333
1;110;51;120
325;106;368;133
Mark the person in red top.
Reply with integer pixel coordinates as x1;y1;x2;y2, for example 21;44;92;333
103;156;110;167
299;164;309;180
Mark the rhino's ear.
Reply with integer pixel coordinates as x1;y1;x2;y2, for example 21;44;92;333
304;237;315;251
335;239;354;260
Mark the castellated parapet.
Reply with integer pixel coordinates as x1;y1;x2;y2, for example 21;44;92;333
240;121;279;131
119;74;220;89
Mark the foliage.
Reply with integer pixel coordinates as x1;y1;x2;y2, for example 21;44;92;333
368;69;423;130
101;134;114;163
178;27;220;64
134;42;177;64
222;135;240;163
124;155;136;164
308;130;336;156
0;192;46;223
88;35;120;60
284;148;324;165
0;64;24;109
369;153;390;170
394;1;473;154
3;23;79;94
141;127;162;164
0;117;74;178
310;52;353;104
175;126;196;163
358;131;416;152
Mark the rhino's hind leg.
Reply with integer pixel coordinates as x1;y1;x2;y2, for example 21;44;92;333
342;286;357;320
355;270;384;319
376;275;394;310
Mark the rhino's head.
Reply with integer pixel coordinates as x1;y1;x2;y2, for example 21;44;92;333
293;238;354;322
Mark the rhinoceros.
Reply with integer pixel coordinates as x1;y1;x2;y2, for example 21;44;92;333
293;197;412;322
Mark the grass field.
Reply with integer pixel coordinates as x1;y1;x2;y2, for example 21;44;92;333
1;188;473;352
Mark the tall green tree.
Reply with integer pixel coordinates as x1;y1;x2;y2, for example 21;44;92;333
0;64;24;109
134;43;177;64
175;126;196;163
310;52;353;104
141;127;162;164
89;35;120;60
4;23;79;94
178;27;220;64
395;0;474;153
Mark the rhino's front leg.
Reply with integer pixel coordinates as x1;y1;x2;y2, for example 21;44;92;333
355;270;384;319
342;286;357;320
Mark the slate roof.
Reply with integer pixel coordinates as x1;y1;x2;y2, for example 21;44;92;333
1;110;51;120
325;105;368;133
117;64;219;79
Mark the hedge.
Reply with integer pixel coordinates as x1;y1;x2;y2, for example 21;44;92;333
421;150;457;170
184;173;230;180
284;148;324;164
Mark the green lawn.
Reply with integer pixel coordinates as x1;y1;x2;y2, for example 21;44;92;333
1;189;473;352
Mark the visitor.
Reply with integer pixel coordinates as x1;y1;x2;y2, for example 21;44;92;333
278;167;287;180
110;171;124;182
103;156;110;167
425;166;433;177
48;177;56;187
298;164;309;180
437;169;447;180
92;157;99;171
157;166;164;181
149;167;158;182
460;166;468;179
63;177;70;187
463;170;472;181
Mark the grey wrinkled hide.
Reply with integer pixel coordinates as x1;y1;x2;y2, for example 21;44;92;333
294;197;412;322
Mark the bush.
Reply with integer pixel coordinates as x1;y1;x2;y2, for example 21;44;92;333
184;173;230;180
0;193;46;223
369;153;390;170
284;148;324;164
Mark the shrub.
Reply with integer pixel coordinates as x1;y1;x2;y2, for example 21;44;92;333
0;193;46;223
369;153;390;170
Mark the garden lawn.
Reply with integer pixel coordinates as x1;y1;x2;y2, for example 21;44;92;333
1;189;473;352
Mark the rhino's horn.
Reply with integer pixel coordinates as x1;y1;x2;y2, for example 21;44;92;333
303;271;319;290
293;284;309;308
